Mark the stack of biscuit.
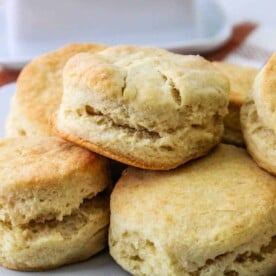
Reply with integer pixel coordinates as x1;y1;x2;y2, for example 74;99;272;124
3;43;276;275
3;44;112;271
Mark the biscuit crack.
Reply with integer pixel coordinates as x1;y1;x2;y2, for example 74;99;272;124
158;71;168;82
0;195;108;240
85;105;99;116
121;73;127;96
191;235;276;276
158;70;181;106
102;115;161;140
82;106;162;140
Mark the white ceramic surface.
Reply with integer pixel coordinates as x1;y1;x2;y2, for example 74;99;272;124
0;83;129;275
0;0;232;69
5;0;195;55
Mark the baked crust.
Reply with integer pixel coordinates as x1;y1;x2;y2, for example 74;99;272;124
6;43;106;136
109;144;276;275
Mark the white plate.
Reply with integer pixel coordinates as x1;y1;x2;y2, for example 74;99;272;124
0;83;129;275
0;0;232;69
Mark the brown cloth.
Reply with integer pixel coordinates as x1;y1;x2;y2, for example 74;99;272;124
0;22;257;88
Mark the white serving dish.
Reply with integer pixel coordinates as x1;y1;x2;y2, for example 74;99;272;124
0;82;129;275
0;0;232;69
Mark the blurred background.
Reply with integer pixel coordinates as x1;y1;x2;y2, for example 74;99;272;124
0;0;275;70
219;0;275;26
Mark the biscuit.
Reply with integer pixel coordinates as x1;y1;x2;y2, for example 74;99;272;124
109;144;276;276
55;45;229;170
214;62;258;146
0;137;110;270
241;53;276;174
6;43;106;137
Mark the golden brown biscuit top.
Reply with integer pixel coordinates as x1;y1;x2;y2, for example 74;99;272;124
111;144;276;268
15;43;106;135
64;46;228;109
213;62;258;107
64;46;229;128
0;136;105;192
